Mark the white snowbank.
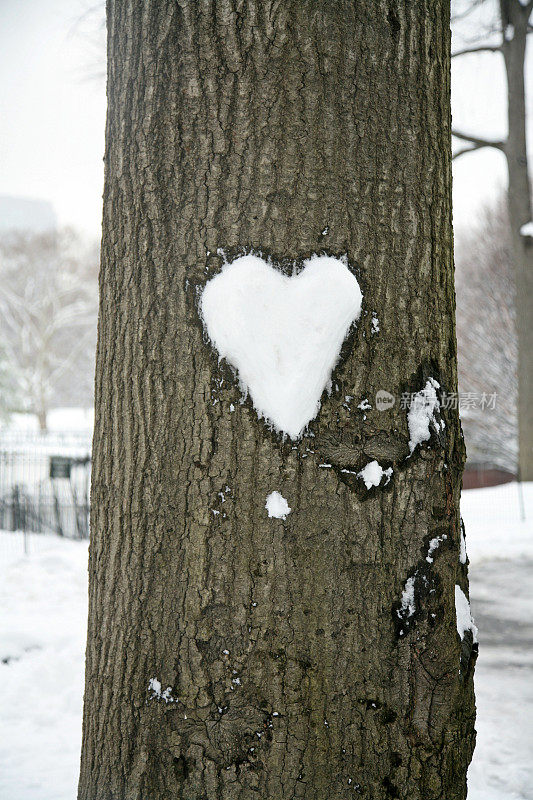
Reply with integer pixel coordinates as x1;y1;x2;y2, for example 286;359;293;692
407;378;442;454
200;254;362;438
455;584;479;643
461;482;533;564
2;408;94;433
265;491;291;520
0;534;88;800
357;460;392;490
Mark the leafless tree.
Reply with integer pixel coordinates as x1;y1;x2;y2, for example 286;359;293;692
452;0;533;479
69;2;106;84
0;228;98;431
0;346;16;421
456;196;517;472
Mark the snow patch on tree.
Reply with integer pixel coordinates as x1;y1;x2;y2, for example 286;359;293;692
426;534;447;563
398;576;416;619
407;377;444;454
200;254;362;438
148;677;177;703
455;585;478;643
265;491;291;520
357;460;393;490
459;526;468;564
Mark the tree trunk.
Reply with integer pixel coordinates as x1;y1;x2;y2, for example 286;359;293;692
37;407;47;433
79;2;475;799
501;0;533;480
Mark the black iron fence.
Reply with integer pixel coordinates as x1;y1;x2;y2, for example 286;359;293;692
0;430;92;539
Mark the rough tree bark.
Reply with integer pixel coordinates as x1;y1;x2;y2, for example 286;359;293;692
452;0;533;480
79;2;476;799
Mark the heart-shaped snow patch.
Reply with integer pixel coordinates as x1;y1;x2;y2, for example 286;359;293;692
200;254;362;438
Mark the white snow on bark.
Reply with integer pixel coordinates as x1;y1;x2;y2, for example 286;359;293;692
200;254;362;438
426;534;447;563
148;677;177;703
407;377;443;454
265;491;291;520
455;585;479;643
398;576;416;618
357;460;393;490
459;527;468;564
519;221;533;237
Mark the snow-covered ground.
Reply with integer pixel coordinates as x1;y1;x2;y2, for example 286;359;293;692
3;408;94;434
0;534;87;800
0;483;531;799
462;481;533;564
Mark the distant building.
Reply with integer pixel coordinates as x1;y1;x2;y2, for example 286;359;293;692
0;195;56;233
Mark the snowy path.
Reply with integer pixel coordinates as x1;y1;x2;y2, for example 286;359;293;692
467;560;533;800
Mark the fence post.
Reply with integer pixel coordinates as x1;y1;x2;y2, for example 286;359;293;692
517;468;526;522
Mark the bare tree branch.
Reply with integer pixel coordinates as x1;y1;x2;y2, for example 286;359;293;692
452;44;502;57
453;145;479;160
451;0;490;24
452;130;506;158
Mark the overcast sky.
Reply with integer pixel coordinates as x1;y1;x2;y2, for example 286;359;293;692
0;0;105;239
0;0;531;240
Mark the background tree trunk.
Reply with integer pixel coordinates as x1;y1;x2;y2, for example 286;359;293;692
79;2;475;799
501;0;533;480
452;0;533;479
